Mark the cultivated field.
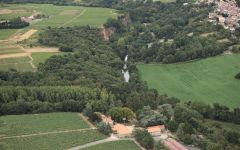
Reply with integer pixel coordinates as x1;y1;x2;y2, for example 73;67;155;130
0;56;33;71
82;140;141;150
137;54;240;109
0;3;118;72
0;3;118;39
0;113;106;150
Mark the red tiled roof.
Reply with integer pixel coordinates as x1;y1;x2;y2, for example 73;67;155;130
147;125;165;133
112;124;132;135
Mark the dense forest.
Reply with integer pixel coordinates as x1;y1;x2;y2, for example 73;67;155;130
105;1;235;63
0;17;29;29
1;26;175;114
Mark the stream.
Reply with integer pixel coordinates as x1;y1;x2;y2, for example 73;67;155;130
122;55;130;82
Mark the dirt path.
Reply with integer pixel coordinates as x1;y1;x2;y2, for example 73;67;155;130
11;29;38;42
0;128;96;140
68;136;145;150
24;47;59;53
0;53;30;59
59;9;87;28
28;55;36;69
68;137;118;150
102;28;109;41
0;47;59;59
78;113;96;129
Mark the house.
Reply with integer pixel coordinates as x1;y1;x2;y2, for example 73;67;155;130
112;123;133;138
147;125;165;136
218;15;226;23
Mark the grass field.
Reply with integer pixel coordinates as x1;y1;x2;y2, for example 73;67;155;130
137;54;240;108
0;112;89;136
0;130;106;150
0;56;33;71
0;113;107;150
0;3;117;71
0;29;18;40
0;52;62;71
31;52;63;66
82;140;141;150
0;4;118;30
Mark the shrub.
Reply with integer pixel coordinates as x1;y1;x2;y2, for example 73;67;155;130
91;112;102;122
134;129;154;149
97;121;112;135
235;72;240;80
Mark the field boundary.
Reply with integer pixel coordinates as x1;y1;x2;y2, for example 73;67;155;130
0;128;96;140
68;137;145;150
59;9;87;28
78;113;96;128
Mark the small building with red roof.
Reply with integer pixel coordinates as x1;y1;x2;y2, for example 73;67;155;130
147;125;165;136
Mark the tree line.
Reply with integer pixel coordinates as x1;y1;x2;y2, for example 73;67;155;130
0;17;29;29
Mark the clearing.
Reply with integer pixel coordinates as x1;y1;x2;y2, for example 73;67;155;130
0;113;107;150
137;54;240;109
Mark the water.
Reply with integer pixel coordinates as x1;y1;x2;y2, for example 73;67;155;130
122;55;130;82
124;55;128;62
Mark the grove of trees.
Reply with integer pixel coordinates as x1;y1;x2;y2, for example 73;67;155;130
0;17;29;29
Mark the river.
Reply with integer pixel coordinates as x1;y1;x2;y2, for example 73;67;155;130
122;55;130;82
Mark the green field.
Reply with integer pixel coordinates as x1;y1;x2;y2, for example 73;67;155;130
0;29;18;40
0;4;118;38
82;140;141;150
0;113;107;150
0;52;63;71
0;130;106;150
0;56;33;71
31;52;63;67
137;54;240;108
0;112;89;136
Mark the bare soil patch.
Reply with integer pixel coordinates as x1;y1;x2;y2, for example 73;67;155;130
12;29;38;42
24;47;59;53
200;32;215;37
217;38;231;43
224;50;233;55
0;53;30;59
0;9;26;14
60;10;79;15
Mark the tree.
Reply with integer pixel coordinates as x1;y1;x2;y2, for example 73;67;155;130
166;120;178;132
154;141;167;150
134;129;154;149
108;107;135;122
224;130;240;144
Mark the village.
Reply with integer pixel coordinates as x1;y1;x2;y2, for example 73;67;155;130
100;114;191;150
208;0;240;31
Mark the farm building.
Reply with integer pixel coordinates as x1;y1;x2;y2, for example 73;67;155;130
147;125;165;136
112;123;133;138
